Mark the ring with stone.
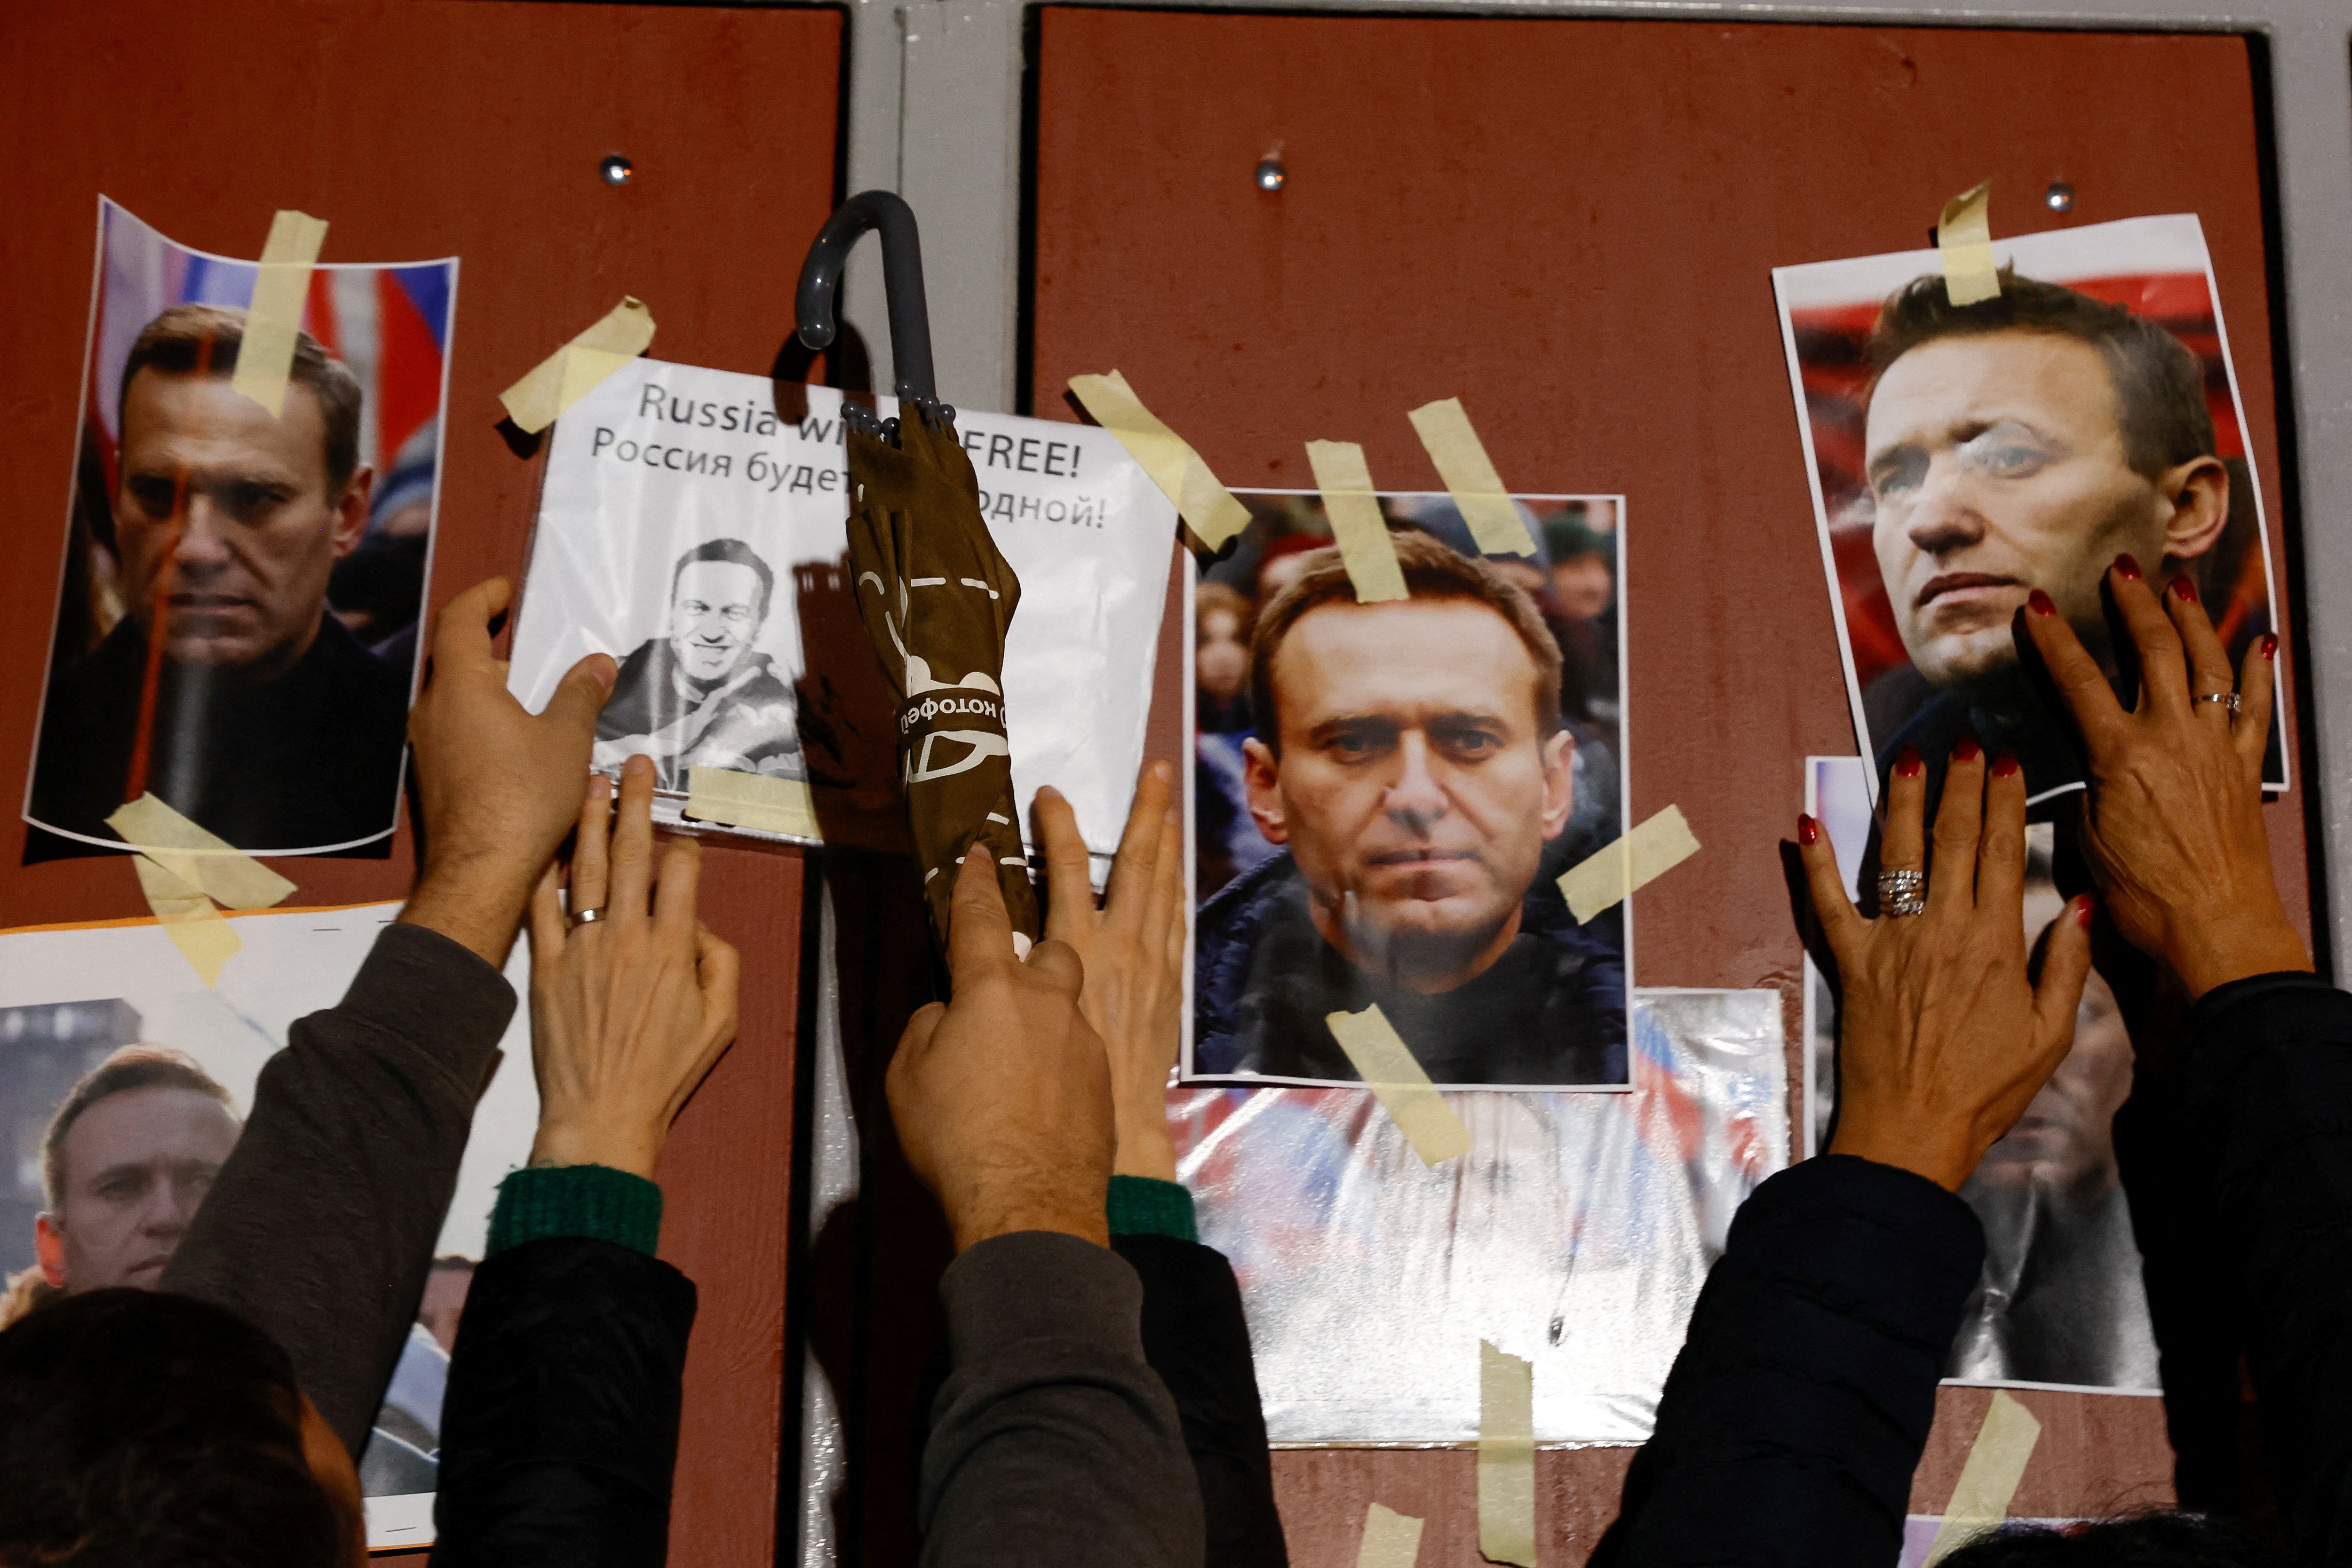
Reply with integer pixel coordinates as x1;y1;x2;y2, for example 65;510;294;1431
2196;692;2241;716
1876;868;1927;918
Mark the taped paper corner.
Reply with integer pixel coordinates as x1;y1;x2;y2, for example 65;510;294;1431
1067;370;1250;549
231;210;329;416
1557;804;1700;923
133;855;242;987
1355;1503;1427;1568
106;793;296;911
1938;181;2000;307
501;297;658;434
1478;1340;1537;1567
683;767;822;840
1304;441;1408;603
1925;1392;2042;1565
1324;1005;1471;1165
1407;398;1535;557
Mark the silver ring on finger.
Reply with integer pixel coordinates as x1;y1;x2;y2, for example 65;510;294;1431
1877;868;1927;918
568;906;607;929
2195;691;2241;716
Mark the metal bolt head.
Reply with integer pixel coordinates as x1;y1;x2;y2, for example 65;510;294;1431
600;155;635;187
1254;158;1286;192
2044;181;2074;213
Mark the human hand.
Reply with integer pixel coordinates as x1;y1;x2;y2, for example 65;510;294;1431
1038;762;1184;1181
887;846;1114;1251
524;756;741;1180
1801;741;2094;1192
2018;557;2307;1000
401;578;618;965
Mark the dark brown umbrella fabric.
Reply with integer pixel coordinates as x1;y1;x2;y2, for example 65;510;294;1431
844;401;1040;948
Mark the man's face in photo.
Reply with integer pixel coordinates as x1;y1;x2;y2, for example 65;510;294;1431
35;1085;241;1293
1244;597;1573;992
1865;329;2215;702
668;560;765;683
114;370;369;675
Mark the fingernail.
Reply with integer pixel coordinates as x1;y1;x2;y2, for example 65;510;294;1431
2028;589;2056;617
2262;633;2279;661
1150;759;1174;783
1991;750;2019;779
1798;813;1820;846
2171;576;2199;605
1953;734;1982;764
1895;744;1923;780
591;654;618;690
2113;553;2143;581
2076;895;2096;930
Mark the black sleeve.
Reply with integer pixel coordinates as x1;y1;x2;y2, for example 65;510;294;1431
429;1237;698;1568
2171;971;2352;1559
159;922;516;1456
1591;1155;1985;1568
1113;1234;1289;1568
922;1231;1205;1568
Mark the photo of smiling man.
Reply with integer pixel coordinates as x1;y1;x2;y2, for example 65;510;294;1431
1774;214;2284;805
1191;527;1628;1089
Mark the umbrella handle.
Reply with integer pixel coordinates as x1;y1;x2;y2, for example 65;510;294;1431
795;191;940;409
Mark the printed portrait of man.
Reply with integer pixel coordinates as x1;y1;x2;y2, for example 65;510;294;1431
1860;271;2246;799
28;303;408;852
593;537;805;791
1192;530;1627;1086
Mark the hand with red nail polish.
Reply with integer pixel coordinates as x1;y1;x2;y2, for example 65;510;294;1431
2112;553;2143;581
1952;734;1982;764
2018;556;2305;998
1894;744;1924;780
2027;589;2057;617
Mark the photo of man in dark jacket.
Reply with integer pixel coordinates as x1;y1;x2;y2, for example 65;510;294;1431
1192;530;1626;1087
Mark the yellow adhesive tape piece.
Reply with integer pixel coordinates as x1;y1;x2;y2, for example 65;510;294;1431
133;855;243;987
1557;804;1700;923
1355;1503;1427;1568
1304;441;1408;604
683;766;822;840
231;210;329;416
1939;181;2000;307
106;793;297;911
1925;1392;2042;1565
501;297;658;434
1325;1005;1471;1165
1406;398;1535;557
1067;370;1251;549
1478;1340;1538;1568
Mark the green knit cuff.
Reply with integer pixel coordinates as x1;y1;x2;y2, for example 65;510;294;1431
489;1164;663;1258
1107;1175;1197;1242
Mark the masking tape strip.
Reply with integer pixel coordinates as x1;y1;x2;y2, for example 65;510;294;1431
1938;181;1999;307
1557;804;1700;923
106;793;297;911
501;297;658;434
1067;370;1251;549
1355;1503;1427;1568
1407;398;1535;557
683;766;823;840
1478;1341;1538;1568
1325;1005;1471;1165
133;855;243;987
1305;441;1409;603
231;210;329;416
1925;1392;2042;1564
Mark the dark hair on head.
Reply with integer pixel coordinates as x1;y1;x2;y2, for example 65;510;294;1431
670;536;775;622
1936;1510;2289;1568
1248;528;1563;753
0;1289;353;1567
119;303;366;497
1866;270;2217;482
43;1045;235;1211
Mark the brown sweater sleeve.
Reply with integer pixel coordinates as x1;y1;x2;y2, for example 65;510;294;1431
160;921;516;1456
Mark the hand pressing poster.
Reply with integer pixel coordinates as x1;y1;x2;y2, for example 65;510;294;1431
1773;214;2285;809
506;362;1176;868
24;199;456;859
0;907;536;1548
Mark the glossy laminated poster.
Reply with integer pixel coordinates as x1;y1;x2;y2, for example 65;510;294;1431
24;199;456;860
1773;214;2285;811
1186;492;1631;1090
0;906;536;1548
